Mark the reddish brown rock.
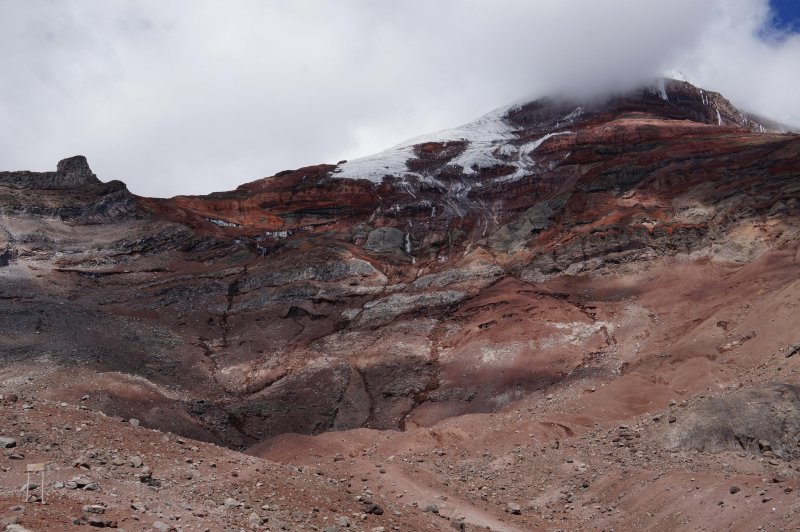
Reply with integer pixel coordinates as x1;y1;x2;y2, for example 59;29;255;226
1;79;800;530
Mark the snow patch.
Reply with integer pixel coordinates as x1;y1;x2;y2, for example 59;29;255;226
523;131;571;154
328;144;416;184
657;79;669;101
263;230;292;239
208;218;241;228
449;140;509;175
493;131;572;184
331;104;517;183
497;144;518;157
664;70;689;82
561;106;584;123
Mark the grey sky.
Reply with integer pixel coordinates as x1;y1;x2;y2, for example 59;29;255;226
1;0;798;197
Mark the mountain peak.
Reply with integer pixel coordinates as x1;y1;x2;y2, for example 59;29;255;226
2;74;800;532
329;80;773;188
0;154;100;190
56;155;96;182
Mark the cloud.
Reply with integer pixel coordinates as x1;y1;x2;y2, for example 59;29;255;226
671;0;800;126
0;0;797;197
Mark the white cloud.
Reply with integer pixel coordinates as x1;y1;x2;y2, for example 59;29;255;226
0;0;796;197
671;0;800;126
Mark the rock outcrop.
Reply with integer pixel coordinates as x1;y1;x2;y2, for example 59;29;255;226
0;156;136;222
0;155;100;189
1;79;799;451
664;383;800;460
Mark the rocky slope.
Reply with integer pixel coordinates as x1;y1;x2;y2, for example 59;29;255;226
1;78;800;530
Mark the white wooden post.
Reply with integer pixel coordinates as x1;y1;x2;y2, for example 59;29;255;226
25;463;46;503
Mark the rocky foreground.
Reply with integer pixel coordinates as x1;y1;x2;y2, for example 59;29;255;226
1;79;800;530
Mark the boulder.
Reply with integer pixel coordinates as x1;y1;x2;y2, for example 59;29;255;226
663;383;800;460
363;227;405;254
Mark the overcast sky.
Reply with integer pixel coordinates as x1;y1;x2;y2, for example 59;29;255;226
1;0;799;197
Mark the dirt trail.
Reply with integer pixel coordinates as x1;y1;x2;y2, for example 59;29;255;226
382;463;527;532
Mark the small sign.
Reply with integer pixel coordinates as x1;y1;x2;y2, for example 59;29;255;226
25;462;48;504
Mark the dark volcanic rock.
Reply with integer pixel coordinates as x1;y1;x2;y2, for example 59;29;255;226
663;383;800;460
225;360;352;442
0;156;137;222
0;155;100;189
363;227;406;254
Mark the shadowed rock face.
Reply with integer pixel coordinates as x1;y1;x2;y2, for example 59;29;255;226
1;79;800;451
0;155;100;189
664;383;800;460
0;156;136;222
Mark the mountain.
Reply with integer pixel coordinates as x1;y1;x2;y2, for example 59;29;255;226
2;78;800;530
